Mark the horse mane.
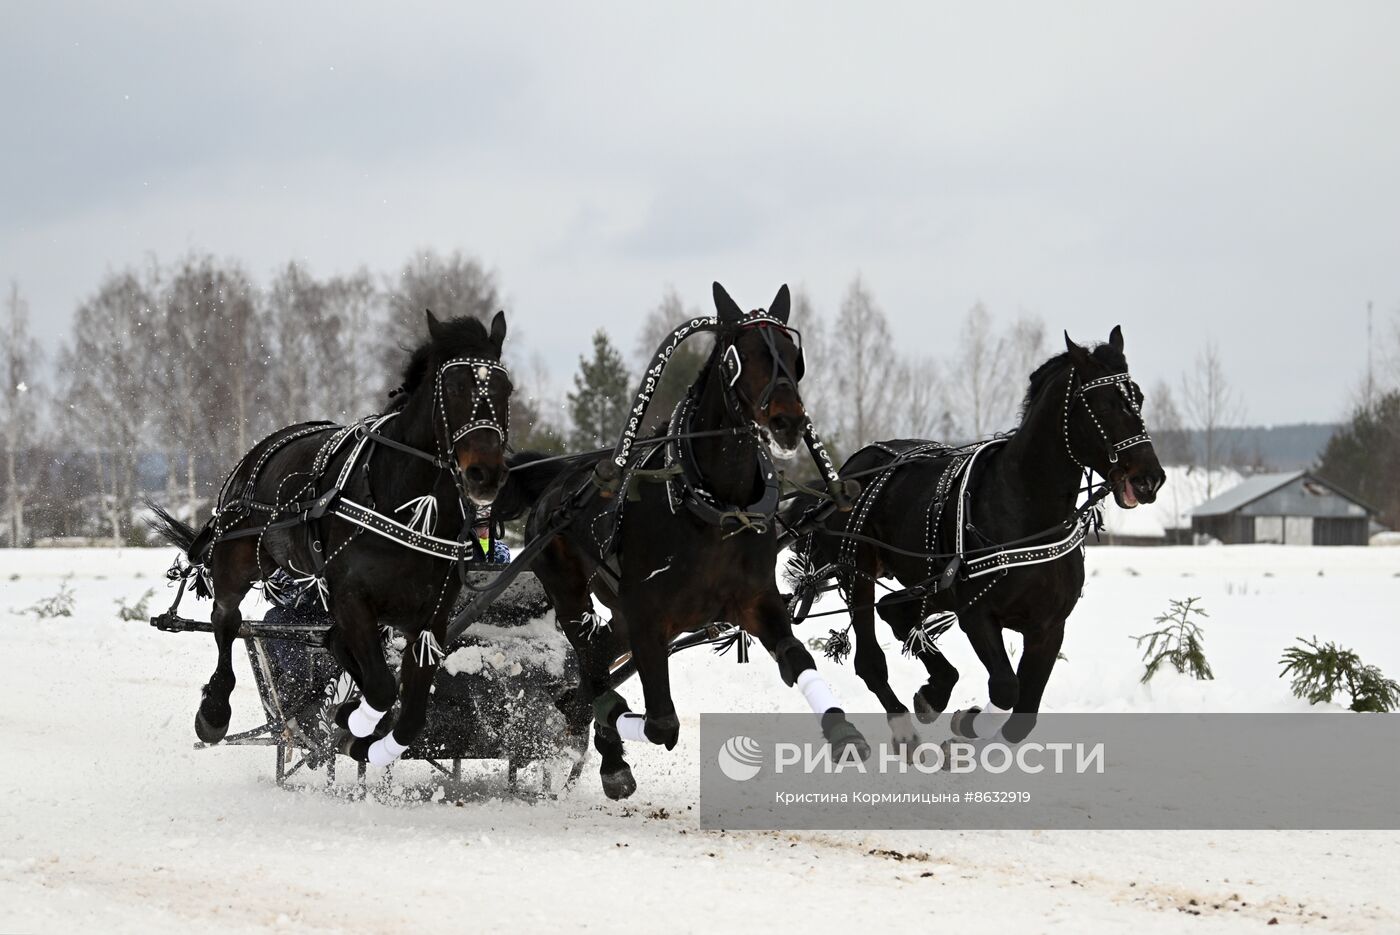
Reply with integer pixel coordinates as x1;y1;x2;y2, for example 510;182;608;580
390;314;496;409
689;339;723;402
1020;342;1128;420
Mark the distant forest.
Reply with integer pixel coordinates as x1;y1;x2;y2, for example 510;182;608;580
1183;423;1339;471
1;249;1393;543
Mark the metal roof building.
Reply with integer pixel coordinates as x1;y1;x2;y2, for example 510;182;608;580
1190;471;1374;546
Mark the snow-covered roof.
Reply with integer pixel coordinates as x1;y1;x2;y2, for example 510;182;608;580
1190;471;1305;517
1099;464;1244;539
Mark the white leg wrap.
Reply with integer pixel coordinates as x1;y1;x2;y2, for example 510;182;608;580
367;732;409;767
347;699;388;738
616;713;649;743
796;669;842;715
972;703;1012;740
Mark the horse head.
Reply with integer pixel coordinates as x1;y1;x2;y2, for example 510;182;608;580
1062;326;1166;509
712;282;807;461
424;309;513;506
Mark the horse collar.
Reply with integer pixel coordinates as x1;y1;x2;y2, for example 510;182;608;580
664;395;780;534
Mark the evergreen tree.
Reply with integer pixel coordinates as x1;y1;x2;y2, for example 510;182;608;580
1317;390;1400;530
568;329;633;449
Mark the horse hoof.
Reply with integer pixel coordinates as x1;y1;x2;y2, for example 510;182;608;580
912;686;947;724
339;733;372;762
887;713;921;752
823;715;871;762
949;707;980;739
194;708;229;744
601;765;637;800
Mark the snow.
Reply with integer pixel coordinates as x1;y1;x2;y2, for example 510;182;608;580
2;546;1399;932
444;613;572;680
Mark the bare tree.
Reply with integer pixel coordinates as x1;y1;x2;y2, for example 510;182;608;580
1006;313;1048;405
1180;342;1245;497
1145;379;1193;465
151;255;266;517
1;282;41;546
263;262;323;424
789;286;840;443
319;268;384;419
899;355;946;439
62;271;156;542
384;249;500;380
946;302;1010;437
834;276;894;449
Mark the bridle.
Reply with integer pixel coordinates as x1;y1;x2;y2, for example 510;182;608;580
431;356;511;505
434;357;511;446
1061;368;1152;472
719;316;805;417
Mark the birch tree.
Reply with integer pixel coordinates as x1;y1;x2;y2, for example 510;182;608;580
1;283;41;545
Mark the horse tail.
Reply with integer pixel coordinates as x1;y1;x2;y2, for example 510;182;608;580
492;451;582;521
145;500;201;558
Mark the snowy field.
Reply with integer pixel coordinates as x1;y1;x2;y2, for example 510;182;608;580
2;545;1399;933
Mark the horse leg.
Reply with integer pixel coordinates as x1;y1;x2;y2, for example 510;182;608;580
848;573;918;750
1003;619;1066;744
950;609;1018;742
874;596;960;725
349;618;446;767
332;592;397;752
594;593;681;752
743;590;869;761
325;627;370;730
195;539;258;743
536;538;637;799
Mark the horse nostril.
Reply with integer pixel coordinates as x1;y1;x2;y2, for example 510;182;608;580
770;415;798;437
465;465;488;487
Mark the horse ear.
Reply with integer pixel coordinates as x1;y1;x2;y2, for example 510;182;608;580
1109;324;1124;352
489;311;507;354
769;284;791;324
1064;331;1092;367
424;309;444;341
713;281;743;325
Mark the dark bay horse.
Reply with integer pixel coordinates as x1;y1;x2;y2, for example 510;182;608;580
504;284;868;799
791;327;1166;746
150;311;513;765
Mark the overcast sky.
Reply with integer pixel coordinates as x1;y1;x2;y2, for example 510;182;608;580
4;2;1398;424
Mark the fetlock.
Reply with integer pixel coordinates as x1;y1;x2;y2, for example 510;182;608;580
644;712;680;750
592;689;631;728
773;636;816;687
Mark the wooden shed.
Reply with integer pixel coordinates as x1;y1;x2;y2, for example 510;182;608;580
1190;471;1374;546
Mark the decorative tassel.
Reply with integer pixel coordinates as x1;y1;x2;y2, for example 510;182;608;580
712;626;752;663
782;550;829;620
822;627;852;664
412;630;446;667
287;562;330;611
579;610;610;639
396;494;439;536
903;613;956;657
193;566;213;600
165;558;213;600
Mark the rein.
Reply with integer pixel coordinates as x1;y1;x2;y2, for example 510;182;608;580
593;312;851;510
785;359;1154;637
198;353;515;574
